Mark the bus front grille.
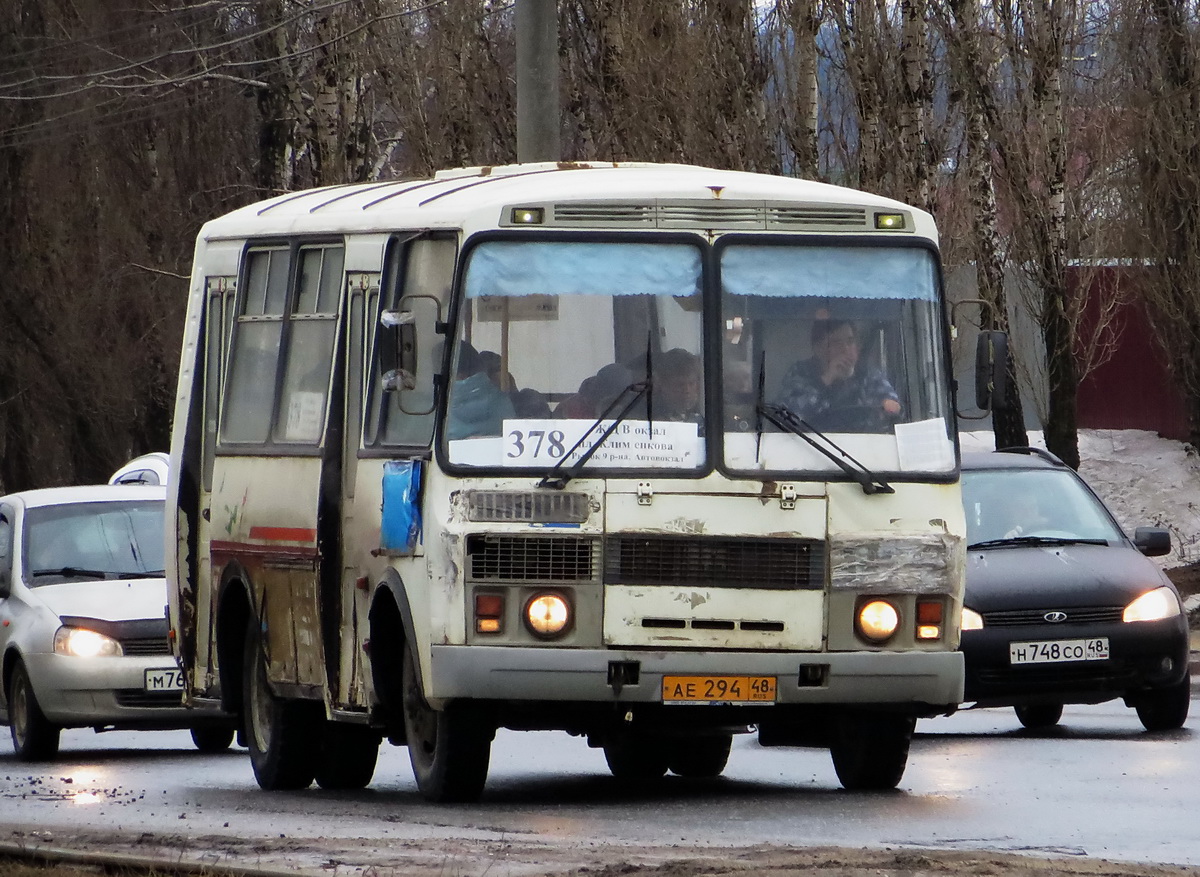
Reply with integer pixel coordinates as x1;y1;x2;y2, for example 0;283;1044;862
466;490;591;523
604;535;824;590
467;534;599;581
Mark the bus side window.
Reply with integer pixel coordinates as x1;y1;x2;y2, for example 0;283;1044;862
272;245;344;444
367;236;456;448
222;248;288;444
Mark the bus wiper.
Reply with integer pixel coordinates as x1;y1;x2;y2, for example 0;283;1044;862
538;381;650;490
32;566;112;579
969;536;1109;550
756;403;894;495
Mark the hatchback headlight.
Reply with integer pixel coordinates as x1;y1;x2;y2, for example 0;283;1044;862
961;606;984;631
54;626;123;658
1123;586;1181;623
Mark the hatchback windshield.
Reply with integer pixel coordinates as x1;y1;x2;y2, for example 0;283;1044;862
962;468;1124;547
25;500;165;584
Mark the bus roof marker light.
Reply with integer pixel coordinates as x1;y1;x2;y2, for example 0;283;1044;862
510;207;544;225
874;212;906;230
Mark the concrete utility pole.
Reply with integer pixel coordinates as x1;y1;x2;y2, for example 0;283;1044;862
515;0;560;162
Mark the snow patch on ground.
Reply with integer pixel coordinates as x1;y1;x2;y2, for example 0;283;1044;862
962;429;1200;569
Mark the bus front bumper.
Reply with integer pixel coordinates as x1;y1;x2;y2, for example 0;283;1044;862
428;645;963;711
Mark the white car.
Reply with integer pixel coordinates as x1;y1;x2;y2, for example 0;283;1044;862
0;484;234;759
108;452;170;486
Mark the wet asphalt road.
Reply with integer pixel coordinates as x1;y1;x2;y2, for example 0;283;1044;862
0;698;1194;869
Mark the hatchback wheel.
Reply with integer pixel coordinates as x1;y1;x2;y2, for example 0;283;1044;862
190;726;236;753
1135;672;1190;731
667;734;733;778
1014;703;1063;729
9;661;60;761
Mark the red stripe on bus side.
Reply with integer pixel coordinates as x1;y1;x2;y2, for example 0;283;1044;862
248;526;317;542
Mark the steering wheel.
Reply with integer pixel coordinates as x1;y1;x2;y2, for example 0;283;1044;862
811;404;894;433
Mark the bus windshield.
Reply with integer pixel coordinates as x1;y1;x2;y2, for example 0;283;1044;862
445;238;707;472
720;240;955;476
442;236;955;477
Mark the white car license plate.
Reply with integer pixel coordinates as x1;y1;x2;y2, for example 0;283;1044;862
1010;637;1109;665
144;667;185;692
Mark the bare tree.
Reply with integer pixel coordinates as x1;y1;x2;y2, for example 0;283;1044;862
1111;0;1200;442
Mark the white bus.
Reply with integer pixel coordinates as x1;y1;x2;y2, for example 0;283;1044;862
166;161;974;801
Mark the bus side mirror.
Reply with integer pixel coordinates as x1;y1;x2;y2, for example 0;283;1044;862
975;330;1009;411
382;294;444;416
380;310;418;392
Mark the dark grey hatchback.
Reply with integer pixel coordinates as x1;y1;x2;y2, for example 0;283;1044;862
960;448;1190;731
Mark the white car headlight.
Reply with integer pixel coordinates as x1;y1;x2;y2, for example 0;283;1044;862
961;606;984;631
1123;586;1181;623
54;626;123;658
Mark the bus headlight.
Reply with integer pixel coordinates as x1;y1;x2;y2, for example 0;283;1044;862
525;592;572;638
54;626;123;658
857;600;900;643
1123;586;1181;623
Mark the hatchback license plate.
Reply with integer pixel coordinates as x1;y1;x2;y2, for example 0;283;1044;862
144;667;185;692
1010;637;1109;665
662;675;777;704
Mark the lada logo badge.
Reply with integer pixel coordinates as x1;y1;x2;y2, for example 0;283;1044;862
1044;611;1068;623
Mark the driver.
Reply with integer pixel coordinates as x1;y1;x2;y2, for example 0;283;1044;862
781;319;901;431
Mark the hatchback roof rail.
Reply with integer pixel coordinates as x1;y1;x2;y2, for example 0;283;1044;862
996;445;1066;467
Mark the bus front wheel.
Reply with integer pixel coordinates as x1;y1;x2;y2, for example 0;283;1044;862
829;710;914;791
401;648;492;803
243;619;322;790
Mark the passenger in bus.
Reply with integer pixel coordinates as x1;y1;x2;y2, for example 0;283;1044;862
655;348;703;424
479;350;552;418
555;363;634;419
781;319;901;432
446;342;516;439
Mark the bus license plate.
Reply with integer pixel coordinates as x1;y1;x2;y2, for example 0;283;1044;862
662;675;777;704
144;667;185;692
1009;637;1109;665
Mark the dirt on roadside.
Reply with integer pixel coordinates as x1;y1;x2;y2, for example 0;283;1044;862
5;834;1200;877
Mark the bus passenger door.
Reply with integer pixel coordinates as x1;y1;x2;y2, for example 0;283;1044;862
212;243;346;703
350;235;456;704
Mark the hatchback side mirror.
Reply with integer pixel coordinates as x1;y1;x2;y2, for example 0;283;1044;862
1133;526;1171;557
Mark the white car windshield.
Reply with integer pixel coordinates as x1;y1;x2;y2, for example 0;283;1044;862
25;500;165;584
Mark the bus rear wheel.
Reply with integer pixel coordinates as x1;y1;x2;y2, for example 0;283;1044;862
829;710;914;791
243;619;322;790
667;734;732;778
315;723;381;790
401;648;492;803
603;733;670;781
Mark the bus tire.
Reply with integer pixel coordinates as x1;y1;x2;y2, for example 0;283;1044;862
9;660;60;761
829;710;914;791
315;723;381;790
243;619;321;790
667;734;732;778
402;647;492;803
603;734;670;781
